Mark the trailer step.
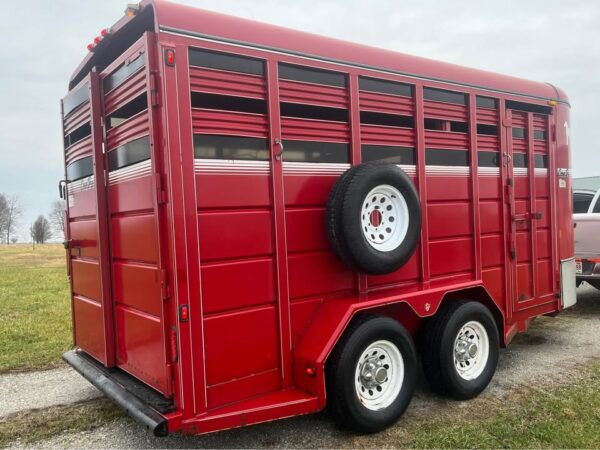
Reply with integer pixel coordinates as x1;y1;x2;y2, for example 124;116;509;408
63;349;172;437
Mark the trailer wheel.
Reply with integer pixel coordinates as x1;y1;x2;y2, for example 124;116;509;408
326;163;421;274
421;301;499;400
327;316;417;433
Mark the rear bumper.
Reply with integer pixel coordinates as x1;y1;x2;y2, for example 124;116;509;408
576;258;600;281
63;350;169;437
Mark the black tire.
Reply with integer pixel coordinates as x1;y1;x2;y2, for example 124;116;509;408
326;162;421;274
588;280;600;291
421;301;499;400
327;316;417;433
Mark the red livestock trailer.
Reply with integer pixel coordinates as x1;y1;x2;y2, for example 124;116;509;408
60;0;576;436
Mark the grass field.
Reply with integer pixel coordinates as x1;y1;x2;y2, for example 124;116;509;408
0;244;71;373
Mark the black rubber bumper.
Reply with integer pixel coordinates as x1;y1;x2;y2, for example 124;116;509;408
63;350;169;437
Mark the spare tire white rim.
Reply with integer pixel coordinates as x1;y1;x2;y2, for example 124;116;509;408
354;340;404;411
361;184;409;252
453;320;489;380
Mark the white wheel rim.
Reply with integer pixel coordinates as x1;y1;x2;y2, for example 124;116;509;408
354;340;404;411
453;320;489;381
361;184;409;252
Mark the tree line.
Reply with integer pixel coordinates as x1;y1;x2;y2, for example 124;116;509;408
0;193;65;244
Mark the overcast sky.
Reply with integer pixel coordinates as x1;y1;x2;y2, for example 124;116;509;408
1;0;599;240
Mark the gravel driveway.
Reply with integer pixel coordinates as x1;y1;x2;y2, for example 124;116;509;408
6;284;600;448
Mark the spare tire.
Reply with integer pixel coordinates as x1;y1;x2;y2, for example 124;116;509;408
326;162;421;274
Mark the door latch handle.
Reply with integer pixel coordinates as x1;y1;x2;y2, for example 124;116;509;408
274;138;284;160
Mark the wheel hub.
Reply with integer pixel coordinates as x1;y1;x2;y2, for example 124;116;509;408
453;321;490;381
354;340;404;411
360;185;409;252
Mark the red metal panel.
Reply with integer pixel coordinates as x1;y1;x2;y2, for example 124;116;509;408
112;262;161;317
115;305;167;392
203;306;279;385
290;298;321;347
111;214;158;263
196;173;271;208
281;117;349;142
201;258;276;314
427;202;472;239
360;125;415;146
287;252;354;299
366;253;420;287
108;175;155;213
359;90;413;116
73;296;105;361
69;219;99;259
424;100;468;121
283;174;337;206
479;175;501;200
71;259;102;300
198;210;273;261
481;235;503;268
104;68;146;115
279;79;348;109
482;267;505;306
429;238;474;276
424;130;469;149
206;369;280;409
285;208;329;253
190;66;266;99
480;201;503;234
192;109;268;137
427;176;470;201
106;115;149;150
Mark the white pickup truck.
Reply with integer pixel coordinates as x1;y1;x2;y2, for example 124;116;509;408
574;188;600;289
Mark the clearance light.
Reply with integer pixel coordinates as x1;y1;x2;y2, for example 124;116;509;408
100;28;110;37
548;100;557;106
305;366;316;377
125;3;140;17
87;43;94;52
94;36;101;45
165;49;176;66
179;304;189;322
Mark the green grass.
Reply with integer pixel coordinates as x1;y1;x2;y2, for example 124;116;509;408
402;364;600;448
0;244;71;373
0;399;123;447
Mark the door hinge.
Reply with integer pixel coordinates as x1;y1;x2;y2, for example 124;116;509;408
154;173;167;205
149;71;160;107
160;268;170;301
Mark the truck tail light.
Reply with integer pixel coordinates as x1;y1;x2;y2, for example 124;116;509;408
165;49;176;67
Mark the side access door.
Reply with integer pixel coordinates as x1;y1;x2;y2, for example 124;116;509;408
99;34;172;395
505;106;558;313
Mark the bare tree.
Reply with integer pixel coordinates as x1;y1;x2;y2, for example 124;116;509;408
1;195;22;244
0;193;8;242
10;236;18;244
31;215;52;244
50;199;66;239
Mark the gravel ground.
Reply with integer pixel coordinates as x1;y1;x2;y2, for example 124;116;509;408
0;367;100;418
6;284;600;448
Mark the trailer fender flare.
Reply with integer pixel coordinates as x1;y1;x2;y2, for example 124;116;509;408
292;281;502;408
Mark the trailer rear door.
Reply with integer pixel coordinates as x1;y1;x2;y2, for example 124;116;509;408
63;34;172;396
505;106;557;313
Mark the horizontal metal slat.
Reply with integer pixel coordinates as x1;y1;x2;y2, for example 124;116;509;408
512;139;527;152
359;91;413;116
424;100;468;122
190;66;266;99
510;112;528;128
192;109;268;138
104;69;146;115
360;125;415;147
281;117;349;142
476;107;498;125
534;141;548;153
424;130;469;149
533;114;547;131
64;102;91;136
279;79;348;109
477;134;499;150
65;136;93;165
106;113;150;150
